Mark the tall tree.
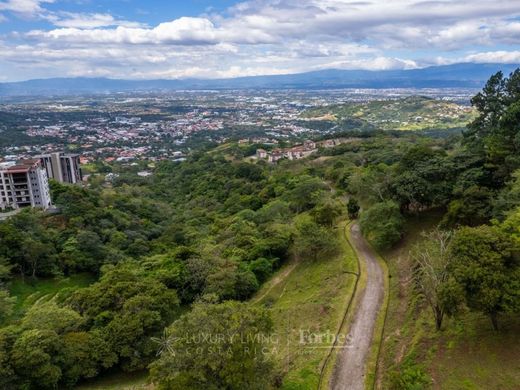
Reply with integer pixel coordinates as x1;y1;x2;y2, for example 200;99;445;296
359;201;404;250
294;215;339;261
449;225;520;330
410;230;462;330
150;301;274;390
465;69;520;184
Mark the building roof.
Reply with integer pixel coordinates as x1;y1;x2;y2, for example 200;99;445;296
1;159;39;174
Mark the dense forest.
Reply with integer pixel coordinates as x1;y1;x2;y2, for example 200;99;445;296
0;147;342;388
0;70;519;389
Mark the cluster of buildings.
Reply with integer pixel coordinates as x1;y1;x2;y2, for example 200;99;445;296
256;139;348;163
0;152;82;211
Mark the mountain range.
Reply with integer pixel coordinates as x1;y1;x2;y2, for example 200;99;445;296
1;63;518;96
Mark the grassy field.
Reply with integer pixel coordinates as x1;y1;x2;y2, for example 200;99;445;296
377;212;520;389
8;273;95;319
75;370;151;390
252;220;358;389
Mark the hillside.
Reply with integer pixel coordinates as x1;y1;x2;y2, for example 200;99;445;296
302;96;477;131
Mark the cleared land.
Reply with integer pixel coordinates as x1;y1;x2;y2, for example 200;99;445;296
252;221;358;389
8;273;95;319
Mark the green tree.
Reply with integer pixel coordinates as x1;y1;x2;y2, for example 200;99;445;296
21;303;80;333
11;329;63;389
359;201;404;250
0;290;15;324
449;225;520;330
311;197;343;226
288;176;327;213
465;69;520;183
347;198;360;219
0;327;16;388
493;170;520;219
349;164;392;205
294;215;339;261
150;301;274;390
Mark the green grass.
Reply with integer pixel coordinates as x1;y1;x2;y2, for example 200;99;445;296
8;273;96;318
75;370;150;390
318;222;363;389
252;220;358;390
430;313;520;389
377;211;520;389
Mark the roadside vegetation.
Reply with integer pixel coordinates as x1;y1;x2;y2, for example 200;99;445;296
318;70;520;389
252;221;358;389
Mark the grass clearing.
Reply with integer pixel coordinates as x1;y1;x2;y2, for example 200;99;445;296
75;370;151;390
8;273;96;318
252;220;358;389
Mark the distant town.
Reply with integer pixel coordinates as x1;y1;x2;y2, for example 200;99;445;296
0;88;478;214
0;88;476;165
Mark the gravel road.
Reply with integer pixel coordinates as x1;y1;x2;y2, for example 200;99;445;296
330;223;385;390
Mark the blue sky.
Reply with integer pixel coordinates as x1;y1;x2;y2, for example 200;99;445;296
0;0;519;81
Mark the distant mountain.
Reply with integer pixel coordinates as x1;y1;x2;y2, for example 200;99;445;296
0;63;518;96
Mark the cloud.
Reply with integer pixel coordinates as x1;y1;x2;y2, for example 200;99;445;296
464;51;520;64
26;16;276;45
51;13;147;29
21;1;520;50
0;0;54;17
313;57;420;71
1;0;520;80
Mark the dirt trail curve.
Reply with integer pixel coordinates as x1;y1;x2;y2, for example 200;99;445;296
330;223;385;390
252;261;298;304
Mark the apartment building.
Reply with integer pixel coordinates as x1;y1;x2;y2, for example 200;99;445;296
38;152;82;184
0;159;52;210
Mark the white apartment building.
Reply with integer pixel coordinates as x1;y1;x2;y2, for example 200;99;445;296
37;152;82;184
0;160;52;210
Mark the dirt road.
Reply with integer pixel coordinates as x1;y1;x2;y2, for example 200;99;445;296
330;223;385;390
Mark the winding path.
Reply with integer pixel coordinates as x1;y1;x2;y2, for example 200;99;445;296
330;223;385;390
252;261;298;304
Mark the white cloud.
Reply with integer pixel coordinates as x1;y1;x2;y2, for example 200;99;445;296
26;16;276;45
51;13;147;29
464;51;520;64
312;57;420;71
1;0;520;80
0;0;53;17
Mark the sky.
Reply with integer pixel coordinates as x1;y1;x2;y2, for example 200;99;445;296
0;0;519;81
